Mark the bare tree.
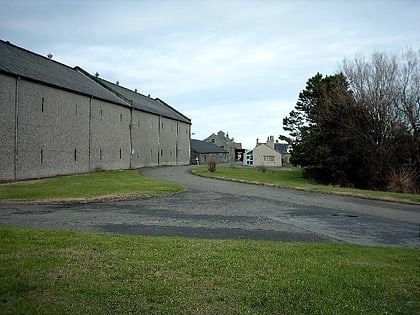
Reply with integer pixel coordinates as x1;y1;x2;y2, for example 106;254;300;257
341;49;420;190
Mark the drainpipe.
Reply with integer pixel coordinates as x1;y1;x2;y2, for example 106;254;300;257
14;77;20;180
129;106;133;169
88;96;93;171
158;116;161;166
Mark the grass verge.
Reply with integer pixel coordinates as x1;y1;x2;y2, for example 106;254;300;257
0;226;419;314
193;166;420;204
0;170;184;202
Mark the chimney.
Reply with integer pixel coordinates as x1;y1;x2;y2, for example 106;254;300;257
267;135;275;149
256;138;259;145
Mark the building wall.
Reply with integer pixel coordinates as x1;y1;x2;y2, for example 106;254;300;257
16;79;91;179
130;110;159;168
204;132;238;162
253;144;282;167
176;121;191;165
90;99;131;171
0;73;16;181
130;112;190;168
159;116;178;166
0;73;190;181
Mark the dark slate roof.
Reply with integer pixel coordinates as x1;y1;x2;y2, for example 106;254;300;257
87;75;191;124
274;143;289;154
0;40;128;106
190;139;228;154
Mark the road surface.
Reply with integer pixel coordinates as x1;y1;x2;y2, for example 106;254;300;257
0;165;419;247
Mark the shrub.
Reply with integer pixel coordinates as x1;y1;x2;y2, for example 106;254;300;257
256;165;267;173
386;165;419;194
206;156;217;172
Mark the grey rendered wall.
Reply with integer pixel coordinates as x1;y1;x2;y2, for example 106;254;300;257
16;79;91;179
0;74;16;181
159;116;178;166
176;121;191;165
130;110;159;168
90;99;131;171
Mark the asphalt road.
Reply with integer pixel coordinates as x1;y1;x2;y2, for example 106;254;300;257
1;165;419;248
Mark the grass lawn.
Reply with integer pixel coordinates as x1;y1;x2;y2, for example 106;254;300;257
0;170;184;202
193;166;420;204
0;226;419;314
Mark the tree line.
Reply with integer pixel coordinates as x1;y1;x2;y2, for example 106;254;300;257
281;49;419;193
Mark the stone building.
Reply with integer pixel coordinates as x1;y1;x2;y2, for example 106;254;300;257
190;139;228;165
0;40;191;181
204;131;244;163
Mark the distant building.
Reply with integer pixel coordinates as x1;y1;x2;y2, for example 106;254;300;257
203;131;244;163
245;136;282;167
190;139;228;165
0;40;191;181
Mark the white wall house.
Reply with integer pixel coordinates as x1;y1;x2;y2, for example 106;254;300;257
245;136;282;167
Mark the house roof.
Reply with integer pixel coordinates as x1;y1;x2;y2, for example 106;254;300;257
0;40;128;107
190;139;228;154
274;143;289;154
0;40;191;124
87;74;191;124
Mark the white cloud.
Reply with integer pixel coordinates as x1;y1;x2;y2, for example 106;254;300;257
1;0;419;151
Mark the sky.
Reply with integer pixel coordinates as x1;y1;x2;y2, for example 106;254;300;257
1;0;419;149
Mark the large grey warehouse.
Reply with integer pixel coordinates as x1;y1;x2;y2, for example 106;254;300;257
0;40;191;181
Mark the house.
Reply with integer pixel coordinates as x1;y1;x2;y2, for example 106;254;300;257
190;139;228;165
203;131;244;163
274;141;291;164
0;40;191;181
245;136;282;167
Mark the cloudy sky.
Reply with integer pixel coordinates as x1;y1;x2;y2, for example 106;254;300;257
1;0;419;149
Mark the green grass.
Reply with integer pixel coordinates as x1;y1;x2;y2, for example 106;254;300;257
193;166;420;203
0;170;184;202
0;226;418;314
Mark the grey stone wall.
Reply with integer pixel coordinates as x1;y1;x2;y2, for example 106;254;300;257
0;73;191;181
90;99;131;171
16;80;91;179
176;121;191;165
0;74;16;181
130;110;160;168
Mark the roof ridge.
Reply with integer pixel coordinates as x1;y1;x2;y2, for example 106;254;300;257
1;39;81;74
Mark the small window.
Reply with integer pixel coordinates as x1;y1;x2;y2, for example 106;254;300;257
211;139;215;143
161;149;163;157
120;114;123;123
74;149;77;162
75;104;78;117
100;109;103;120
40;149;44;163
41;97;44;112
119;148;122;159
263;155;275;162
99;149;102;160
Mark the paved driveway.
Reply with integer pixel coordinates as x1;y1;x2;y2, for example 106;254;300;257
1;165;419;247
